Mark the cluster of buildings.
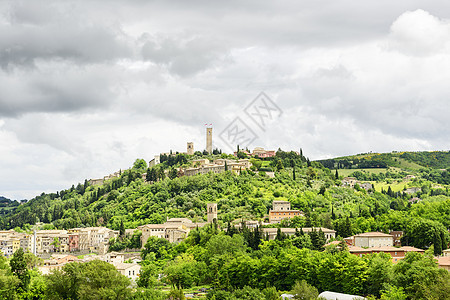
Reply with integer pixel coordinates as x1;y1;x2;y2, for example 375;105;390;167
341;177;373;191
38;252;141;282
183;158;252;176
139;203;217;245
233;147;277;158
334;232;425;263
0;227;118;257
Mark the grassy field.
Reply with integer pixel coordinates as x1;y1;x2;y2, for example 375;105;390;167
395;157;424;170
373;181;408;193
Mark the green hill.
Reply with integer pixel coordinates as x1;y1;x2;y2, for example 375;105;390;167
317;151;450;170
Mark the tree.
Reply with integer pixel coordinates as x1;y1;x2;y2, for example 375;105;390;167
142;236;173;260
335;169;339;180
133;159;147;171
392;251;449;299
291;280;318;300
137;262;158;288
364;253;392;297
46;260;132;300
119;219;125;237
9;248;30;290
169;168;178;180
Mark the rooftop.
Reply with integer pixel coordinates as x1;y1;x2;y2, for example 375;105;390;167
354;232;393;238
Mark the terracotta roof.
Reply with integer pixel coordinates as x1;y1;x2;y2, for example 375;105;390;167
113;262;140;270
401;246;425;252
348;246;371;252
370;246;405;252
437;256;450;266
354;232;393;238
324;240;341;247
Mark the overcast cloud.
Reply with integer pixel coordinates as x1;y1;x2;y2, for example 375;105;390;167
1;1;450;200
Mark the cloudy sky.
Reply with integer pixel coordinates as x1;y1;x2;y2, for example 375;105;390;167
1;1;450;200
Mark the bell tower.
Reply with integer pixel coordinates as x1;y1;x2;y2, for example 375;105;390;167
187;142;194;155
207;203;217;223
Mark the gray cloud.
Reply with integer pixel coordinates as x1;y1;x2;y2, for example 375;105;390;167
0;1;132;69
1;1;450;200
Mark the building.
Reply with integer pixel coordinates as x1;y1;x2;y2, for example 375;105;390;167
68;233;79;252
349;245;424;263
184;164;225;176
269;200;304;223
252;147;276;158
351;232;394;248
437;256;450;271
114;262;141;282
139;218;207;246
77;227;118;254
358;182;373;191
262;227;336;241
389;231;403;247
149;155;161;168
187;142;194;155
207;203;217;223
442;249;450;257
342;177;358;188
206;127;212;154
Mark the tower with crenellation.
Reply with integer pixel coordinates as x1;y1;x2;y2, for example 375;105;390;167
206;127;212;154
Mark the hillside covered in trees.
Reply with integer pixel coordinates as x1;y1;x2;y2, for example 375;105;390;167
1;150;450;253
2;149;450;299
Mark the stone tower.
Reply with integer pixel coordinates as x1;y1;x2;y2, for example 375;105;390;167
187;142;194;155
207;203;217;223
206;127;212;154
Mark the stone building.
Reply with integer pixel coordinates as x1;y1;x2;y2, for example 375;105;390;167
207;203;218;223
350;232;394;248
187;142;194;155
206;127;212;154
269;200;304;223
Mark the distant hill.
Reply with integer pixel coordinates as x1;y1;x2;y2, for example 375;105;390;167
317;151;450;170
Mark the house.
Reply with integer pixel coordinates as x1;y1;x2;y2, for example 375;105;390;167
269;200;304;223
105;252;125;264
437;256;450;271
251;147;276;158
342;177;358;188
358;182;373;191
114;262;141;282
442;249;450;257
351;232;394;248
348;245;424;262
